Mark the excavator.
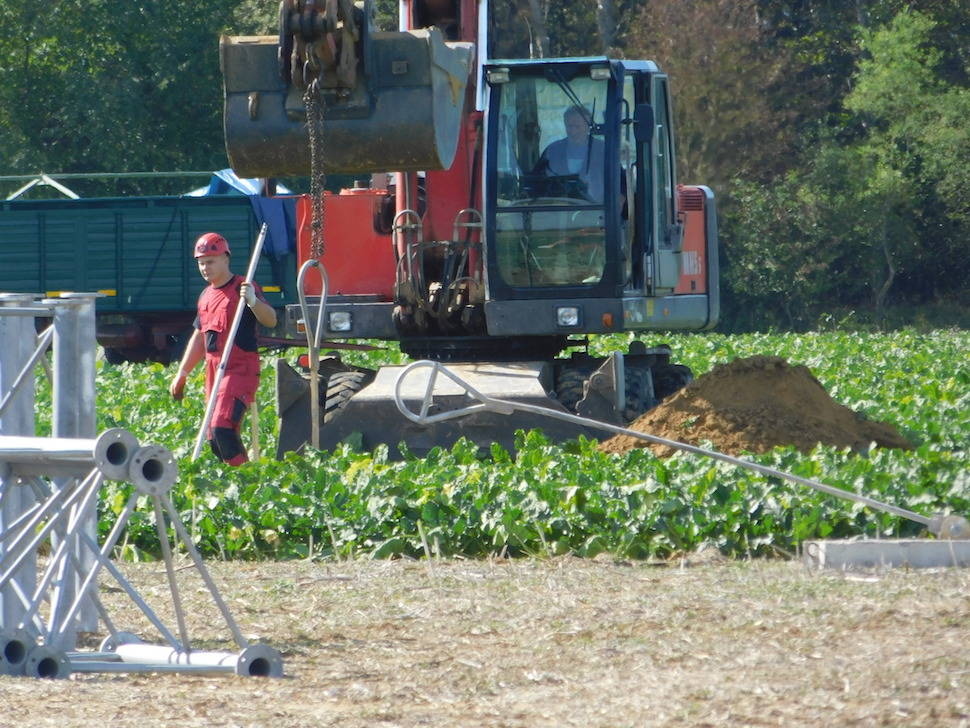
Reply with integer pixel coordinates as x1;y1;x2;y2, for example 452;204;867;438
220;0;719;458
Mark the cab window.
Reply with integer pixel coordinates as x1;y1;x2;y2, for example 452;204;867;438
493;71;608;288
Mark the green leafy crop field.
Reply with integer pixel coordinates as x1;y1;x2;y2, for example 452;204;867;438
38;329;968;561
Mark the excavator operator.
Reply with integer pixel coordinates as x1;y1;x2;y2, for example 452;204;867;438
534;104;605;203
169;232;277;465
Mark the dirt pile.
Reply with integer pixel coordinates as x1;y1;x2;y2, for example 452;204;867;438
600;355;913;457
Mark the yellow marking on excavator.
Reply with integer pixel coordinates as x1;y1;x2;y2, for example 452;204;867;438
447;72;463;105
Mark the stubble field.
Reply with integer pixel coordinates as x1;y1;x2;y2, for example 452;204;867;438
4;557;969;727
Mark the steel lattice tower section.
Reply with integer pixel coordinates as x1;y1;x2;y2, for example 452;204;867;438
0;292;282;679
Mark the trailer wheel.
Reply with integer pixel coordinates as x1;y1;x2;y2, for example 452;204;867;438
102;348;125;366
323;370;374;424
162;326;195;365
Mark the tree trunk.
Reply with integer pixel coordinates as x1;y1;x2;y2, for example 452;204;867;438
596;0;616;53
873;203;896;327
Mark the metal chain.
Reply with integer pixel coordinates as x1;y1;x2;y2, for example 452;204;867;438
304;80;326;259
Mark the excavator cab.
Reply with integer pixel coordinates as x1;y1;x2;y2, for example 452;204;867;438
481;58;718;337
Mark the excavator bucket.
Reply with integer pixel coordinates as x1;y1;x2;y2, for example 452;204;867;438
221;28;473;178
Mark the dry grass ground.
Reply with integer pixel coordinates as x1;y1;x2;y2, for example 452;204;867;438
3;556;969;727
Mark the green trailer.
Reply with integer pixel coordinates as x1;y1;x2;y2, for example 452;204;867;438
0;194;297;363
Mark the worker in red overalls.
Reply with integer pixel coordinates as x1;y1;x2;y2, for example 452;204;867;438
169;232;277;465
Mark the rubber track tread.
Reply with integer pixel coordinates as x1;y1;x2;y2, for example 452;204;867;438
323;370;372;424
555;368;588;414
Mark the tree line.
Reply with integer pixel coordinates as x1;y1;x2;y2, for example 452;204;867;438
1;0;966;330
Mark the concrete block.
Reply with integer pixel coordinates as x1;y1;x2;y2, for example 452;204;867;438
804;539;970;570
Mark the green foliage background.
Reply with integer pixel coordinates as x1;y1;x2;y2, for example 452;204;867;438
1;1;967;327
33;330;966;561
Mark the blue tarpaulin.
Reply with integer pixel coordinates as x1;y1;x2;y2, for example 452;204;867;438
185;169;296;260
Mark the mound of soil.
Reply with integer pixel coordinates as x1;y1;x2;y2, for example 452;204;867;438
600;355;913;457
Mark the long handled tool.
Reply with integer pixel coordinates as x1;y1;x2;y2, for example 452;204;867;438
249;400;261;460
296;259;329;450
191;223;268;461
393;360;969;539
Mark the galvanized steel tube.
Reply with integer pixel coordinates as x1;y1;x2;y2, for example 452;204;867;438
24;644;70;679
0;294;38;637
111;641;284;677
0;429;140;480
46;293;100;637
0;628;33;676
127;445;179;495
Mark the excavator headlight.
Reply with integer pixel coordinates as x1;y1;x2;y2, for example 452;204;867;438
589;66;611;81
486;68;510;85
328;311;353;332
556;306;581;327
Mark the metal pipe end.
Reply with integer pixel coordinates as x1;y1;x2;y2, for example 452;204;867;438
128;445;179;495
929;514;970;540
25;645;71;679
93;428;140;480
235;643;284;678
0;629;35;676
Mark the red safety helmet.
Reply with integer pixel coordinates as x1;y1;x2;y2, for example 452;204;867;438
193;232;231;258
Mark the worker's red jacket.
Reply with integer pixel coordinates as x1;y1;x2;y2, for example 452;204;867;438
195;275;266;429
